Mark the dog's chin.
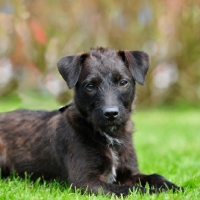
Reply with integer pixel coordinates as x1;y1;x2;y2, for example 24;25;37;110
95;119;125;135
99;124;118;134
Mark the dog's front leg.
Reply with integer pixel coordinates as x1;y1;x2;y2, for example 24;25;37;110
65;158;146;196
131;173;183;193
69;178;146;196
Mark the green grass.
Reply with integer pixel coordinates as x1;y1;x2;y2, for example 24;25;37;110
0;93;200;199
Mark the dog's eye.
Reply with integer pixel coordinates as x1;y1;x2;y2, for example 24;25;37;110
85;83;94;91
119;80;128;87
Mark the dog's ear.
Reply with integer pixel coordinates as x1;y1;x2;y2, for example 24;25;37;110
118;50;150;85
57;53;88;89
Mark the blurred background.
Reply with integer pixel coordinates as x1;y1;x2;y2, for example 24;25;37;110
0;0;200;108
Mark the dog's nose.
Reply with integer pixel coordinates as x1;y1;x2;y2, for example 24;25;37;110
103;107;119;120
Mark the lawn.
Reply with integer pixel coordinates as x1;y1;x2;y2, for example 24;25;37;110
0;92;200;200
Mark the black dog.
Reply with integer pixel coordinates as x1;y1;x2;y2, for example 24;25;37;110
0;47;182;196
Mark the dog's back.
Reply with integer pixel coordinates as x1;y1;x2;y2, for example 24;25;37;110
0;109;63;179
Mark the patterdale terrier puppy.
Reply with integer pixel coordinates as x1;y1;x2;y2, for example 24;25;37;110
0;47;182;196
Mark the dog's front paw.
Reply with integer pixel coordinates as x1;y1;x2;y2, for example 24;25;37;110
145;173;183;193
135;185;147;194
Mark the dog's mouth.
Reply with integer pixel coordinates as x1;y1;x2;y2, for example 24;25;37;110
100;125;118;133
92;120;119;134
97;120;125;135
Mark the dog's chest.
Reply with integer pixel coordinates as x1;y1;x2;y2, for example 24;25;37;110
105;148;119;183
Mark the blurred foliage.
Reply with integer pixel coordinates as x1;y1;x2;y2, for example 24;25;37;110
0;0;199;107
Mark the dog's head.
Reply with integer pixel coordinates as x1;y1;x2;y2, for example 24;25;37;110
57;47;150;134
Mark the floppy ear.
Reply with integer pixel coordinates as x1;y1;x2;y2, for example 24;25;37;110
57;53;88;89
118;50;150;85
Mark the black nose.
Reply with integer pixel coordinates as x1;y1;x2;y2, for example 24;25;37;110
103;107;119;120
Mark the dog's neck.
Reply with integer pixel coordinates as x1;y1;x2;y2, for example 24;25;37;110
60;102;94;132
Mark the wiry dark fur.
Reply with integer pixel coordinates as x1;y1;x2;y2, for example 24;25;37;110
0;48;182;196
